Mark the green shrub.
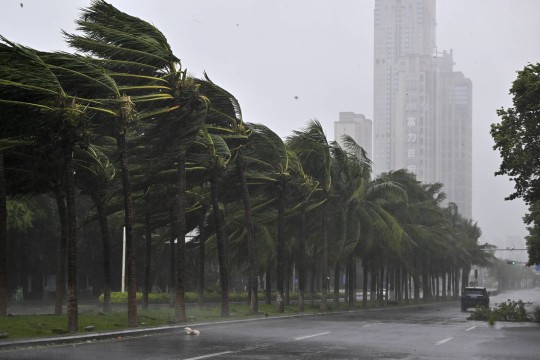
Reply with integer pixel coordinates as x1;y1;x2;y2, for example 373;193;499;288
98;292;169;304
468;300;532;323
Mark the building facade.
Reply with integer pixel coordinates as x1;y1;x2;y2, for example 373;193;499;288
334;112;373;160
373;0;472;217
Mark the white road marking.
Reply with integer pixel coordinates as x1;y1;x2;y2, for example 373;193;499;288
183;351;235;360
465;326;477;332
435;337;453;346
294;332;331;341
362;322;381;328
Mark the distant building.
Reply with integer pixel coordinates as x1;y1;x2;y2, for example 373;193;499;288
334;112;373;161
436;50;472;217
373;0;472;218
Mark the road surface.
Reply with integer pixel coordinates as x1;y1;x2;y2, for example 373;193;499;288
2;288;539;359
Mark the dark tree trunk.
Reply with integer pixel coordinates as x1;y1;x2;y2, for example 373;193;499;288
142;197;152;311
210;175;229;317
265;266;272;305
117;134;137;327
284;257;290;306
310;247;317;305
65;146;78;334
379;266;385;307
362;259;369;308
197;206;207;306
370;264;377;302
298;207;306;312
0;153;7;316
53;189;67;316
442;271;447;300
175;158;187;322
422;258;430;303
276;184;286;313
168;207;176;307
403;268;409;304
320;208;328;312
333;261;340;307
236;153;258;314
94;191;111;313
346;255;354;307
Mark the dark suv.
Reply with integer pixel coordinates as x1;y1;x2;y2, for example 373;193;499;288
461;287;490;311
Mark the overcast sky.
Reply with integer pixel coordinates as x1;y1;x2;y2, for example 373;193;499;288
1;0;539;249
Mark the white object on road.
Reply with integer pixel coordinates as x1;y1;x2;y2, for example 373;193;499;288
185;327;201;335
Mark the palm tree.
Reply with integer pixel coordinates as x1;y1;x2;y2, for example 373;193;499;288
66;0;210;324
241;123;304;312
197;76;258;314
0;37;122;331
189;126;233;316
75;143;117;313
288;120;333;311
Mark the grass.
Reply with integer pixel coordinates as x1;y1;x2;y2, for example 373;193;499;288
0;294;436;340
0;301;326;340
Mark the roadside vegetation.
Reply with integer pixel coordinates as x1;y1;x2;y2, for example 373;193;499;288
1;0;538;338
468;300;539;325
1;294;431;340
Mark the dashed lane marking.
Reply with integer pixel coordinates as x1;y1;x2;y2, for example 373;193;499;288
294;332;331;341
465;326;477;332
183;351;235;359
435;337;453;346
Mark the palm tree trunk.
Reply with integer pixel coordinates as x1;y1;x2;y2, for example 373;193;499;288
0;152;7;317
298;207;306;312
285;257;290;306
362;259;369;308
197;206;207;306
53;189;67;316
422;258;430;303
403;268;409;304
310;254;317;305
346;255;354;307
116;134;137;327
333;261;340;307
320;208;328;312
95;191;111;313
142;200;152;311
210;175;229;317
65;147;78;334
168;207;176;307
265;266;272;305
236;153;258;314
276;185;286;313
175;158;187;322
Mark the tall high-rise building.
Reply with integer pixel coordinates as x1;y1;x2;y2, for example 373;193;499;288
334;112;373;160
373;0;472;217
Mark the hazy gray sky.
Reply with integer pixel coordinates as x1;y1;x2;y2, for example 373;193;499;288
1;0;539;248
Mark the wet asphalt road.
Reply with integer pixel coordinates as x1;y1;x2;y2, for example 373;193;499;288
1;288;539;359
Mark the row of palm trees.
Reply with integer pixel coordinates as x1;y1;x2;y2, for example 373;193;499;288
0;1;490;333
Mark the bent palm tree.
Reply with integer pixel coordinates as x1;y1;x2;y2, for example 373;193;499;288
0;38;119;331
66;0;209;323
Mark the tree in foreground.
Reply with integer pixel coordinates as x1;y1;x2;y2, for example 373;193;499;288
491;63;540;265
